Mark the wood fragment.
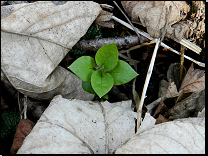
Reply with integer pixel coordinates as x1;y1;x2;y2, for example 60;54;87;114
73;35;149;51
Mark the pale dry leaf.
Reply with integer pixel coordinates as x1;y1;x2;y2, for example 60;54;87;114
121;1;190;42
1;1;101;86
17;95;137;154
16;66;94;101
165;80;179;98
1;1;101;100
179;63;205;93
115;113;205;154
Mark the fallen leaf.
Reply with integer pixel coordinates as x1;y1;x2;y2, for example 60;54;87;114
167;63;186;90
179;63;205;93
155;114;169;124
17;95;137;154
153;98;168;118
1;1;101;100
165;79;179;98
169;89;205;120
10;119;35;154
121;1;190;42
114;112;205;154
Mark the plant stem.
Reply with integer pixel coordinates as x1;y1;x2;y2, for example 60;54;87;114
137;38;161;130
180;45;185;82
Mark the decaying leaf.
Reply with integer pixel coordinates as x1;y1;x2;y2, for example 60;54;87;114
169;89;205;120
121;1;190;42
95;10;114;28
114;112;205;154
1;1;101;100
155;114;169;124
179;63;205;93
158;79;169;98
10;119;35;154
17;95;137;154
153;98;168;118
165;80;179;98
167;63;186;90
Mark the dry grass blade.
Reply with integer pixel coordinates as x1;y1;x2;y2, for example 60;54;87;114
137;38;161;129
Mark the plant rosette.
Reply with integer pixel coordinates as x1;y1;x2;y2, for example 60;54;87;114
68;43;138;98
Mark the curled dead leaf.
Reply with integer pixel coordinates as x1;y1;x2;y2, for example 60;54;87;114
121;1;190;42
179;63;205;93
1;1;101;100
165;80;179;98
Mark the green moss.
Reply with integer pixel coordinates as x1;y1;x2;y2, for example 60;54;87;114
1;108;20;139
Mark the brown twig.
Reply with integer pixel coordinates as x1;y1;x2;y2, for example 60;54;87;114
73;35;149;51
180;45;185;81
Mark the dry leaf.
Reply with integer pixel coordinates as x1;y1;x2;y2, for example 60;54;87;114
121;1;190;42
95;10;114;28
1;1;101;100
155;114;169;124
115;112;205;154
165;80;179;98
10;119;35;154
153;98;168;118
17;95;137;154
179;63;205;93
169;89;205;120
167;63;186;90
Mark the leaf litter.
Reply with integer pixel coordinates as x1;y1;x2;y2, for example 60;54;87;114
1;1;205;154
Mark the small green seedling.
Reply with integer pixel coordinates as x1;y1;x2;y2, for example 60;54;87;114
68;43;138;98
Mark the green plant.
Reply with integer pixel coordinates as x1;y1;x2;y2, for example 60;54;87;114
68;43;138;98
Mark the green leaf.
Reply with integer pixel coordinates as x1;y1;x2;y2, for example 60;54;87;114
91;69;113;98
95;43;118;71
109;60;138;85
82;81;95;94
68;56;95;82
102;94;109;100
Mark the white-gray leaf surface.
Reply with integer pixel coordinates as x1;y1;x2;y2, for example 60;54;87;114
17;95;137;154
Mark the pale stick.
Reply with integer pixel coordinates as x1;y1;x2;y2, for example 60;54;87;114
112;16;205;67
137;38;161;129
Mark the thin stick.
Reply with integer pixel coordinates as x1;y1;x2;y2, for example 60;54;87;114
180;45;185;81
113;1;142;41
137;38;161;129
119;41;154;53
112;16;205;67
23;95;27;119
17;91;22;119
